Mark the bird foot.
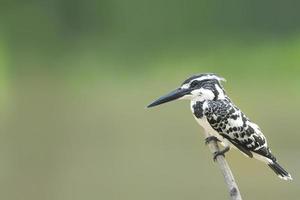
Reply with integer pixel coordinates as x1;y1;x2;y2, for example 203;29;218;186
205;136;220;145
213;146;230;162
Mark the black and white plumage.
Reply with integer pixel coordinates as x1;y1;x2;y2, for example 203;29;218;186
148;73;292;181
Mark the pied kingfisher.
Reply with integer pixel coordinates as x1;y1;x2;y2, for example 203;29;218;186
147;73;292;181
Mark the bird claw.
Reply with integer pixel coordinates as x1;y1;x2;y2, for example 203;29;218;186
205;136;220;145
213;151;225;161
213;146;230;162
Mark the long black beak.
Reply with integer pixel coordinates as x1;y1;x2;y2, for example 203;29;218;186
147;88;190;108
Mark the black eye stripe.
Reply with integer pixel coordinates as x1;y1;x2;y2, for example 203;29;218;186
190;80;206;87
190;81;199;87
190;79;219;88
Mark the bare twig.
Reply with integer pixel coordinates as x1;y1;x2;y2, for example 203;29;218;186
204;131;242;200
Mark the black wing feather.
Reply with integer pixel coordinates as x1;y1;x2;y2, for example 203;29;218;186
204;99;267;158
220;133;253;158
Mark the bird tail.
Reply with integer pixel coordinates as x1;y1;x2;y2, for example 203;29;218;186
254;147;292;181
267;160;293;181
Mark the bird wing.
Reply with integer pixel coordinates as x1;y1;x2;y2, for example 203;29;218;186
204;100;271;159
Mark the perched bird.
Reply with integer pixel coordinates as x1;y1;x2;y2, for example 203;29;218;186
147;73;292;181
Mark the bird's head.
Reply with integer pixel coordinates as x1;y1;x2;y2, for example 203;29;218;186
147;73;226;108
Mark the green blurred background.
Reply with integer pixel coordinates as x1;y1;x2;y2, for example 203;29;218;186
0;1;299;199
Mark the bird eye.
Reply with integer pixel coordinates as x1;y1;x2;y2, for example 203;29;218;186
190;81;199;88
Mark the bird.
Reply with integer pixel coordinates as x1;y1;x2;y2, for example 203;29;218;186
147;73;292;181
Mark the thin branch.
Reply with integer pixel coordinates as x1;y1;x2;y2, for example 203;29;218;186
204;131;242;200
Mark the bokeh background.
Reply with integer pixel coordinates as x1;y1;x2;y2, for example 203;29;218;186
0;1;299;200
